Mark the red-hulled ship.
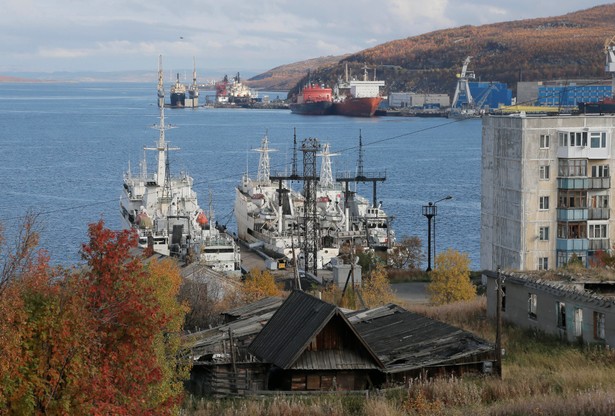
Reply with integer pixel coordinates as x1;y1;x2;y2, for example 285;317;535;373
290;83;333;115
332;64;385;117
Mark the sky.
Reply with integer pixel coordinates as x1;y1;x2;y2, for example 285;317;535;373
0;0;610;77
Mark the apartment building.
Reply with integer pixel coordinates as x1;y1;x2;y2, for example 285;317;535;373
481;114;615;271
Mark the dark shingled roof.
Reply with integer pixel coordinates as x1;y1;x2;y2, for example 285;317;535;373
248;291;382;370
347;304;494;373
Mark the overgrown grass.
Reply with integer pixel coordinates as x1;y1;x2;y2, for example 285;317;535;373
184;296;615;415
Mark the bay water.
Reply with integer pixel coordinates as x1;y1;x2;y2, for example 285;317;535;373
0;82;481;269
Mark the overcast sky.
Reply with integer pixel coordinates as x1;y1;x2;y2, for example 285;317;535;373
0;1;609;76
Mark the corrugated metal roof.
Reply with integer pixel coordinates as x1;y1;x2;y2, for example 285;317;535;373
222;296;284;321
248;291;383;370
348;304;494;373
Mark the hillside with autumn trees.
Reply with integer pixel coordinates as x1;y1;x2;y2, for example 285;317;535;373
257;4;615;99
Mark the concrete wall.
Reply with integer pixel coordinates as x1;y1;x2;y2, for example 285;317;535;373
481;115;615;272
485;272;615;347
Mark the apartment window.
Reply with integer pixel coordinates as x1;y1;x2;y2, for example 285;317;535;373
539;164;550;180
591;165;609;178
557;190;587;208
574;308;583;337
570;131;588;147
540;134;550;149
594;311;605;340
538;257;549;270
557;302;566;330
589;223;608;239
558;159;587;177
528;293;538;319
590;132;607;148
539;226;550;241
539;196;549;210
558;132;568;147
589;194;609;209
557;222;587;239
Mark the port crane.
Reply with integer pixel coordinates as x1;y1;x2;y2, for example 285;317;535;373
451;56;476;109
605;35;615;93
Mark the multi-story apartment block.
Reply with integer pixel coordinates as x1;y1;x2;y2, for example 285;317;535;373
481;114;615;271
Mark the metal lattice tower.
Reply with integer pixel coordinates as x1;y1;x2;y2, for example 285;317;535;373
255;133;275;184
302;138;320;276
318;143;338;189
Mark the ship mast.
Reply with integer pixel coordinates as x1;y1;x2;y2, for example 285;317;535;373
144;89;179;187
318;143;338;189
157;55;164;108
255;132;276;184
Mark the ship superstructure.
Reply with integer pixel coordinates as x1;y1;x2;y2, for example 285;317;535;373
333;64;385;117
234;131;395;271
120;64;240;273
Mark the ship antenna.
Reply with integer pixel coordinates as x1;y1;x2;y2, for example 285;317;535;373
157;55;164;108
357;130;364;178
292;127;298;178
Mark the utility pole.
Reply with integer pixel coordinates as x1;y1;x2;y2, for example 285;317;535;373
495;267;503;378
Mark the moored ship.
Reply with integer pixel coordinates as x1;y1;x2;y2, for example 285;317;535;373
290;83;333;115
332;64;384;117
120;64;240;274
234;132;395;271
170;73;186;108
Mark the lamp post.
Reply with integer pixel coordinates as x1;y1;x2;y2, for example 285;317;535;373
422;195;452;272
495;267;503;378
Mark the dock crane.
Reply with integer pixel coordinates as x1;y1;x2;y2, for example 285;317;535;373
605;35;615;95
451;56;476;109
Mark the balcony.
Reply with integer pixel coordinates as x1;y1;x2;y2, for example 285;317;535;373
588;177;611;189
589;239;611;251
588;207;610;220
557;178;588;190
557;238;589;251
556;208;588;221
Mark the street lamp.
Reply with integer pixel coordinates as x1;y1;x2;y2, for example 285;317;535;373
422;195;452;272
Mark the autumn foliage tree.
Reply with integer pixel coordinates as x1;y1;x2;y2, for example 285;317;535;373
241;268;282;303
0;218;188;415
427;248;476;305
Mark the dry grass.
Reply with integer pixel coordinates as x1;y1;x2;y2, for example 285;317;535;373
183;295;615;415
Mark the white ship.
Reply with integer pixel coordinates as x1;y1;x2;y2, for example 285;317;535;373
120;62;240;274
234;133;395;270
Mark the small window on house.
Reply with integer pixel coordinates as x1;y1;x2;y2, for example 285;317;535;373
574;308;583;338
539;227;549;241
539;165;550;180
557;301;566;330
528;293;538;320
540;134;550;149
594;311;605;340
538;257;549;270
539;196;549;210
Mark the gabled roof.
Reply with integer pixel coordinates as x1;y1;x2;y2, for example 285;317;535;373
347;304;494;373
248;290;383;370
222;296;284;322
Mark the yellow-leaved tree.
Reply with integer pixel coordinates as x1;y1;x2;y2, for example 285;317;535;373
242;268;282;303
427;248;476;305
361;264;397;308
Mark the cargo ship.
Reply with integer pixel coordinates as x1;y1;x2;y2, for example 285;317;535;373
290;83;333;115
332;64;384;117
170;73;186;107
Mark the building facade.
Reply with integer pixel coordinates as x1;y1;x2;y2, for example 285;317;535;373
481;114;615;271
484;271;615;347
517;80;612;107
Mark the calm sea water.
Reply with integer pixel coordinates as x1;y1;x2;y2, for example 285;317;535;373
0;82;481;268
